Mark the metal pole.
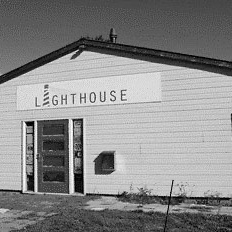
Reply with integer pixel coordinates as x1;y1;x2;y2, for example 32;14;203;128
163;180;174;232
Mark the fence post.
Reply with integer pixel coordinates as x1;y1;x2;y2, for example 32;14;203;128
163;180;174;232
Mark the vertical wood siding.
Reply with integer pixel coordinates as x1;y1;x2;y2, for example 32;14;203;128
0;50;231;197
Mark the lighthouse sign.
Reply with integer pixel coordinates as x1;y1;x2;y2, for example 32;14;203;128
17;73;161;110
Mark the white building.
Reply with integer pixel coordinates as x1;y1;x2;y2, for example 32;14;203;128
0;37;231;197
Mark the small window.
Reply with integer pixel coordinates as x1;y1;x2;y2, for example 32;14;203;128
43;155;65;167
43;124;64;136
43;140;64;151
43;171;65;182
26;122;34;191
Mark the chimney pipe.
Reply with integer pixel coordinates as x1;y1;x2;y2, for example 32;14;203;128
109;28;117;43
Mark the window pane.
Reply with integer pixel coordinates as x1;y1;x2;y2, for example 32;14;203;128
43;140;64;151
26;134;33;144
43;155;64;167
43;124;64;135
43;171;65;182
26;125;34;134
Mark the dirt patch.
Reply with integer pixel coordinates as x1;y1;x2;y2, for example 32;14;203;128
85;196;232;216
0;209;57;232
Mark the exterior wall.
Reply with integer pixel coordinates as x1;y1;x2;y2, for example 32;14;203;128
0;50;232;197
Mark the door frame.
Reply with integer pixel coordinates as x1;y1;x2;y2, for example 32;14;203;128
22;118;85;195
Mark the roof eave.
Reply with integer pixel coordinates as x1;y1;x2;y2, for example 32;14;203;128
82;39;232;69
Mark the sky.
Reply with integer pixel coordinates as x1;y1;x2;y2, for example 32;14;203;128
0;0;232;74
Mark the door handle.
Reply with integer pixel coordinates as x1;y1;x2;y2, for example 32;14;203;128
36;153;42;159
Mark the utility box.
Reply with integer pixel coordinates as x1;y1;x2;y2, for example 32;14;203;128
101;151;115;172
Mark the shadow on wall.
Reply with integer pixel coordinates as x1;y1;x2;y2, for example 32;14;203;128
94;151;115;175
70;48;84;60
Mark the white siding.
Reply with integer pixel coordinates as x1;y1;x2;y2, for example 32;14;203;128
0;50;232;197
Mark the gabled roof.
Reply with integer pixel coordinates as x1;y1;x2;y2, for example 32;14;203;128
1;38;232;85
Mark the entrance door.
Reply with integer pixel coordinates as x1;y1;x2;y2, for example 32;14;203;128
37;120;69;193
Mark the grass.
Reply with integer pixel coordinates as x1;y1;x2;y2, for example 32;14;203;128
15;209;232;232
0;192;231;232
0;191;97;213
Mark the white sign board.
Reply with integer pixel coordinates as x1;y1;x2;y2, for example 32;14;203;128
17;73;161;110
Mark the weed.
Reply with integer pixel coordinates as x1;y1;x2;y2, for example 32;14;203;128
176;182;194;198
129;183;134;192
136;186;153;206
194;190;222;206
118;185;161;205
220;199;232;207
174;182;195;204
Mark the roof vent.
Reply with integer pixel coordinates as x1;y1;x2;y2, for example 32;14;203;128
109;28;117;43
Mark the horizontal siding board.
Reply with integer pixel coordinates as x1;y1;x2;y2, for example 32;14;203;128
163;73;226;82
85;135;231;143
87;152;232;160
0;129;21;135
0;173;21;178
118;164;232;173
163;76;232;87
87;127;230;135
0;165;21;173
164;92;232;102
0;88;16;96
163;85;232;95
0;183;21;190
85;115;229;125
87;174;231;182
0;138;22;143
0;161;21;165
0;95;16;103
86;144;232;152
162;68;221;79
117;159;231;166
2;108;232;122
86;140;232;147
86;130;231;137
0;147;20;153
86;178;232;188
164;83;232;93
164;84;232;93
